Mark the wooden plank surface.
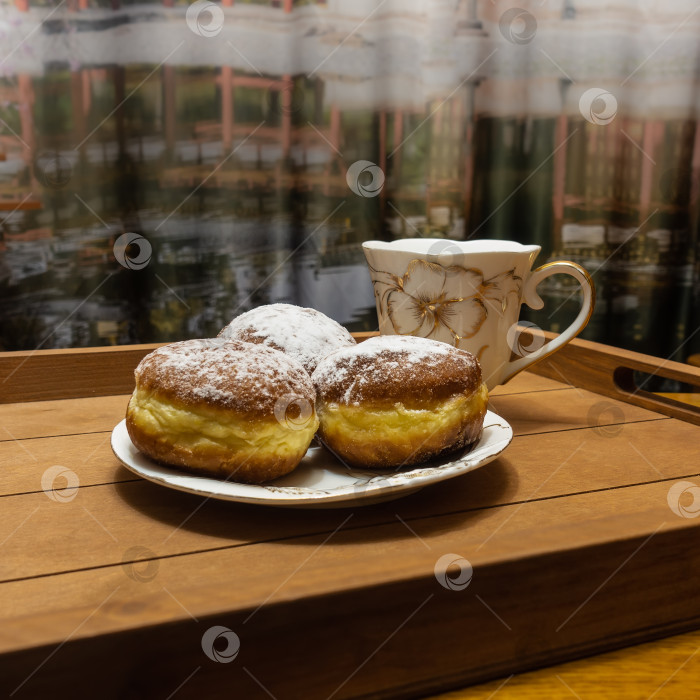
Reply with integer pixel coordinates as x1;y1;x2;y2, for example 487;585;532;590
1;480;699;698
0;387;667;498
3;414;698;583
0;395;129;441
1;357;699;698
1;471;697;633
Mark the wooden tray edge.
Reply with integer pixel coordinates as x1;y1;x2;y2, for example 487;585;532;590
2;330;699;427
526;331;700;426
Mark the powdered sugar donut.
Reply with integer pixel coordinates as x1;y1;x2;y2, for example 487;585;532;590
126;338;318;483
312;335;488;468
218;304;356;374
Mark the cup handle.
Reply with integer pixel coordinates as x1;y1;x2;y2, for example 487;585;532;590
500;261;596;385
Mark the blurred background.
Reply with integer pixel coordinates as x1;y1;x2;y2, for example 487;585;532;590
0;0;698;371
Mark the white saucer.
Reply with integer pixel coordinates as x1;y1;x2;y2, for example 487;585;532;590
110;411;512;508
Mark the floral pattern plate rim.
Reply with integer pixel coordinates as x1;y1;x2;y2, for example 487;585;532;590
110;411;513;509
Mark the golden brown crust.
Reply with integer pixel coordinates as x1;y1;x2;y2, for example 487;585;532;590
312;335;483;408
133;338;315;419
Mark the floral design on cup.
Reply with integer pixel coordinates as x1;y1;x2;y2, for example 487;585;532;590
364;239;595;389
368;258;522;348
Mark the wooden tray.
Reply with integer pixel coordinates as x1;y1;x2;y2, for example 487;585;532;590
0;334;699;698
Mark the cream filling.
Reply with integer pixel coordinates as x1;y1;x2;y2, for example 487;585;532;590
128;388;318;458
318;383;488;443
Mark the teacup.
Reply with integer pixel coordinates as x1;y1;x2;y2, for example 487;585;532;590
362;238;595;389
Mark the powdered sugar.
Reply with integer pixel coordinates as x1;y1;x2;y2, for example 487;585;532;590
134;338;315;414
338;334;454;361
312;335;481;406
218;303;356;374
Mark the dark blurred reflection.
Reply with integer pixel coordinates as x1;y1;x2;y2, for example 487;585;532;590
0;0;698;369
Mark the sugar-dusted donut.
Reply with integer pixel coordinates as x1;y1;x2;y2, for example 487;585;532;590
125;338;319;483
218;303;356;374
311;335;488;468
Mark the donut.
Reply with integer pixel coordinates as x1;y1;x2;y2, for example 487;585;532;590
218;303;356;374
311;335;488;469
125;338;319;483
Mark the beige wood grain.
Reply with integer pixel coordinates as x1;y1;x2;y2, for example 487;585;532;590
0;395;129;441
488;387;663;436
0;431;135;497
489;371;563;395
430;629;700;700
656;392;700;408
